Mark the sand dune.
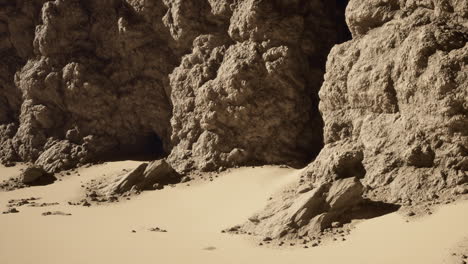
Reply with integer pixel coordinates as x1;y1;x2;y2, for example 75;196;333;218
0;162;467;264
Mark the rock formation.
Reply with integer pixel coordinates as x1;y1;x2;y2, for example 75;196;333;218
0;0;346;173
111;159;180;193
242;0;468;238
0;0;467;241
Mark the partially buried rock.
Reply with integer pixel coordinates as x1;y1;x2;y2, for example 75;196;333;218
3;208;19;214
112;159;180;194
148;227;167;232
42;211;72;216
20;166;48;184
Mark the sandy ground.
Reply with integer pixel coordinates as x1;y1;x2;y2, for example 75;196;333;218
0;161;467;264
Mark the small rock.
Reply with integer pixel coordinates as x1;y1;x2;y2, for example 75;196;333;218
203;246;217;251
3;207;19;214
20;166;47;184
181;176;192;183
331;221;341;228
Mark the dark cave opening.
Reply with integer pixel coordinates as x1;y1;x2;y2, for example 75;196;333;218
303;0;352;166
106;133;166;162
335;0;352;44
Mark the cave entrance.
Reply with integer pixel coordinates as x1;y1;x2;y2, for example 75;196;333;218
335;0;352;44
303;0;352;165
108;132;166;162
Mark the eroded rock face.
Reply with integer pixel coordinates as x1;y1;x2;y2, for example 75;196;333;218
0;0;344;173
242;0;467;238
1;0;182;171
168;0;340;172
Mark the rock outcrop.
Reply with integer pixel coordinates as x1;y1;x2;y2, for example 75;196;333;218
243;178;365;238
167;0;341;172
0;0;346;173
0;0;466;241
242;0;468;238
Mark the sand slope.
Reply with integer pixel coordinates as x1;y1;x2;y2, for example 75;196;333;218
0;162;467;264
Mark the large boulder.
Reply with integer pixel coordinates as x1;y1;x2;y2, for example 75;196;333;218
20;166;49;184
19;166;55;185
111;159;180;194
243;178;365;238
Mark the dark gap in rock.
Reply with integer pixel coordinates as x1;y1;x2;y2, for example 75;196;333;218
105;132;166;162
336;199;401;224
335;152;367;179
302;0;352;166
335;0;352;44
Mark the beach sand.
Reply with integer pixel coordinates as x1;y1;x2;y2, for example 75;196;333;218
0;161;467;264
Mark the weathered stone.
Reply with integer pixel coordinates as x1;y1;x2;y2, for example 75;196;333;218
111;159;180;194
136;159;181;190
112;163;148;194
20;166;47;184
326;178;363;210
242;0;468;239
242;177;365;238
0;0;343;174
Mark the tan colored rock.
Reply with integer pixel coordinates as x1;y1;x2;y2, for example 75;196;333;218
112;163;149;194
242;0;467;238
136;159;181;189
0;0;343;173
111;159;180;194
168;0;341;172
242;178;364;238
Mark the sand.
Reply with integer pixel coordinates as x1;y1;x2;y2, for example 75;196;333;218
0;161;467;264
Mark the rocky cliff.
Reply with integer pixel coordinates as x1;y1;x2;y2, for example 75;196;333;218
0;0;347;173
242;0;468;239
0;0;467;238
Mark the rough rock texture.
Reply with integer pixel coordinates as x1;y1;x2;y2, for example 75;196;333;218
167;0;342;172
1;0;466;241
242;0;468;238
20;166;48;184
0;0;345;173
1;0;180;172
243;178;365;238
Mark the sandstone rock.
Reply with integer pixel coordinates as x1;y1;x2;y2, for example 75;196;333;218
111;159;180;194
112;163;148;194
138;159;180;188
167;0;341;171
242;0;467;239
242;178;364;238
326;178;363;210
0;0;466;245
0;0;348;174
